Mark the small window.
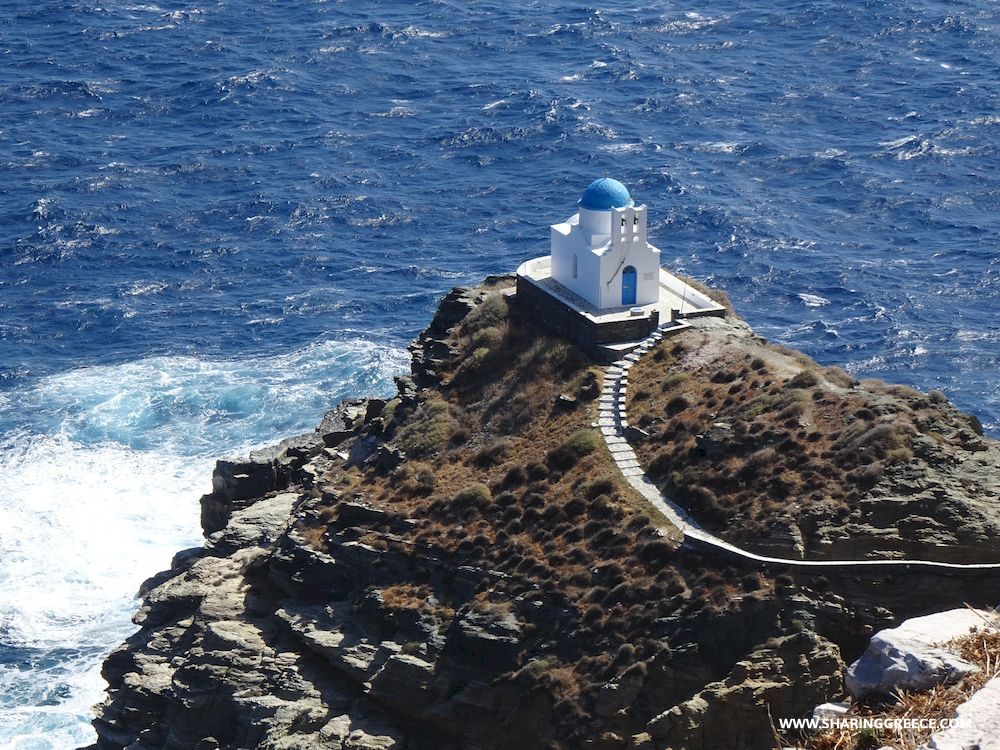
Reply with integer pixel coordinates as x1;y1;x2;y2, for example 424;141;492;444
621;217;626;226
572;254;578;279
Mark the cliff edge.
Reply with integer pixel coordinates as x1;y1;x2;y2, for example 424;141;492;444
83;279;1000;750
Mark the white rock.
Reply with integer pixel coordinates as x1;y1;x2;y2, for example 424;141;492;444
921;675;1000;749
845;609;993;700
811;701;849;723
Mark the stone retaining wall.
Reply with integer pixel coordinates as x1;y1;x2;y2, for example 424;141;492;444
512;276;658;356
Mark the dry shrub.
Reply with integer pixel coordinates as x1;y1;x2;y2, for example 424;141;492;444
452;483;492;510
453;346;493;383
501;464;528;488
547;429;601;471
711;369;738;384
928;389;948;404
666;394;689;416
474;438;511;467
380;583;431;612
579;478;616;500
825;365;858;388
788;369;819;389
496;391;533;434
472;325;505;351
464;293;508;333
398;397;455;457
660;372;689;391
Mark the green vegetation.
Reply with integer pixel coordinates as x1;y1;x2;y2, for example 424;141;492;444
453;346;492;383
463;292;508;333
397;396;455;457
547;428;601;471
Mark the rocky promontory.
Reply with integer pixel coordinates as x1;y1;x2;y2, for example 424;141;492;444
84;279;1000;750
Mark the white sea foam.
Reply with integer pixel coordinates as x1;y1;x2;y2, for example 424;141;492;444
396;25;448;39
598;142;642;153
797;293;831;307
0;434;210;748
19;339;407;453
0;339;408;747
374;106;416;118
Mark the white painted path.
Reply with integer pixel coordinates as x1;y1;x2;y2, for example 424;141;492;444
599;325;1000;572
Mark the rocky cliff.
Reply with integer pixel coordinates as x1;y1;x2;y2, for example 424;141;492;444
84;279;1000;750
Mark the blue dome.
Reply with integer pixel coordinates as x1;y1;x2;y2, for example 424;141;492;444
579;178;632;211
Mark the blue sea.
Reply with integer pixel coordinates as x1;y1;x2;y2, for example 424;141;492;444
0;1;997;746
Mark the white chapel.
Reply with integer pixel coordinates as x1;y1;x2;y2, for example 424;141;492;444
549;177;660;310
514;177;725;352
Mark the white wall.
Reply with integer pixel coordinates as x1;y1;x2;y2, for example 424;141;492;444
594;205;660;309
551;204;661;311
551;215;603;308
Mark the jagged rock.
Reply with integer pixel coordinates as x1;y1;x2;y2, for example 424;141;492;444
214;456;278;502
322;429;356;448
694;422;733;458
371;444;406;472
348;434;381;467
276;603;392;682
845;608;990;700
408;284;510;387
429;286;481;335
200;455;280;535
365;399;388;422
394;376;419;406
320;714;403;749
269;531;354;599
206;491;299;556
624;425;650;443
554;393;578;410
318;398;372;447
577;371;600;401
85;278;1000;750
811;701;849;724
197;434;327;537
752;519;806;559
440;606;523;675
369;654;436;715
647;631;843;750
335;501;390;530
595;669;645;718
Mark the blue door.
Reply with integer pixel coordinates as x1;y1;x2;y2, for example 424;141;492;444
622;265;637;306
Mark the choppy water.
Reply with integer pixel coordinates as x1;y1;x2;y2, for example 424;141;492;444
0;1;997;746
